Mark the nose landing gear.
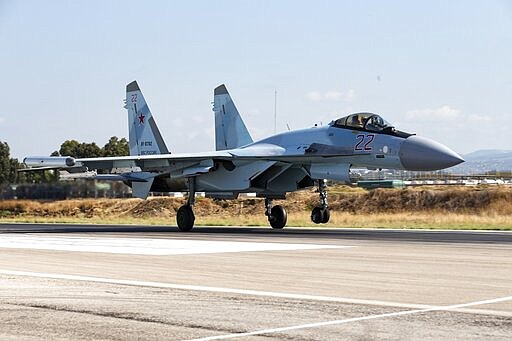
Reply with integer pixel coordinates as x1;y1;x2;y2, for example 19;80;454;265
311;179;330;224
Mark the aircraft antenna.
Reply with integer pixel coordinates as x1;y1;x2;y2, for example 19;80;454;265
274;89;277;134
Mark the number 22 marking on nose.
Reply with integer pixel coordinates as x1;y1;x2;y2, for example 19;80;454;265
355;134;375;151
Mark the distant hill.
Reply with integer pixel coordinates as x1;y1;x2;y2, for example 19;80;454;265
450;149;512;174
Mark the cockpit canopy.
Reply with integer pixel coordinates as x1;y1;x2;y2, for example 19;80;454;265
331;112;413;137
331;113;393;132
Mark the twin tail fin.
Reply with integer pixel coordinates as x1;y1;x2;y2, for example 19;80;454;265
213;84;253;151
125;81;169;156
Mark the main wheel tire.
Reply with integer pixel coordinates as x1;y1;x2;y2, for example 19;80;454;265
311;206;323;224
321;208;330;223
268;205;287;229
176;205;195;232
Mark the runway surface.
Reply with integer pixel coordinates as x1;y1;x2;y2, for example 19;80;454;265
0;223;511;340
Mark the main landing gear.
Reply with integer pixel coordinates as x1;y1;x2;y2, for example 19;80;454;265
176;178;196;232
311;179;330;224
265;198;287;229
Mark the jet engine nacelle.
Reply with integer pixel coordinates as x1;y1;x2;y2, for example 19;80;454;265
23;156;76;168
309;163;351;183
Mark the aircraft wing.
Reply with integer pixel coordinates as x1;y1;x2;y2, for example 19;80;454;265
76;150;235;168
23;143;366;198
25;143;362;173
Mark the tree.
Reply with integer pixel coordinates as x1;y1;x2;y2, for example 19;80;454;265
0;141;24;185
58;137;128;158
8;158;20;183
0;142;11;185
78;142;102;158
59;140;80;157
102;136;129;157
59;140;102;158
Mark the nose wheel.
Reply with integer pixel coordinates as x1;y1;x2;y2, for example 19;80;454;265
311;206;330;224
311;179;330;224
265;198;287;229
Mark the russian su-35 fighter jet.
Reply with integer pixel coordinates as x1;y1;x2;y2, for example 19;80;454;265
24;81;464;231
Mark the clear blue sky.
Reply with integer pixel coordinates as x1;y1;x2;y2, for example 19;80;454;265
1;0;511;159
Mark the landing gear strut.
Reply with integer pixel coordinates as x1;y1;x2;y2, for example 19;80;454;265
311;179;330;224
265;198;287;229
177;178;196;232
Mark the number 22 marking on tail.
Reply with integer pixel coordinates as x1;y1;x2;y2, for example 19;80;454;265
355;134;375;151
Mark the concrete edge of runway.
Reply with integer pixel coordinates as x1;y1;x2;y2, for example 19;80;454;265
1;223;511;244
2;222;512;233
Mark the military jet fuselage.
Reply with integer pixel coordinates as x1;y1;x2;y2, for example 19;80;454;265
23;82;464;231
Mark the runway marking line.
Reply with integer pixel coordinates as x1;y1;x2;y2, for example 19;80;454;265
1;269;510;319
185;295;512;341
0;235;351;255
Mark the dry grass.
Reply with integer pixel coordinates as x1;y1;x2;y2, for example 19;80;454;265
1;186;511;229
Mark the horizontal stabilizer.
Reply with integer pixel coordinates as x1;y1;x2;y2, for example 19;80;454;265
107;170;157;199
55;170;158;199
93;173;151;182
132;179;155;199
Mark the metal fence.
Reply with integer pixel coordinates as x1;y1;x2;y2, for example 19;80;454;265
0;181;132;200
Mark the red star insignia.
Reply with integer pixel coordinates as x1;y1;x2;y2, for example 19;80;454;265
138;113;145;124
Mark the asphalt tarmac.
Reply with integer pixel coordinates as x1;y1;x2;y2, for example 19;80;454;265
0;223;511;340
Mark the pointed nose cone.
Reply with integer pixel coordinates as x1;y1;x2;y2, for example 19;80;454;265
399;136;464;171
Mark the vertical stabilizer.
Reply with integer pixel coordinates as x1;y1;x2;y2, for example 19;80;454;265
213;85;253;151
125;81;169;156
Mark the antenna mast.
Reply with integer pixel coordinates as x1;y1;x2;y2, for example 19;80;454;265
274;89;277;134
